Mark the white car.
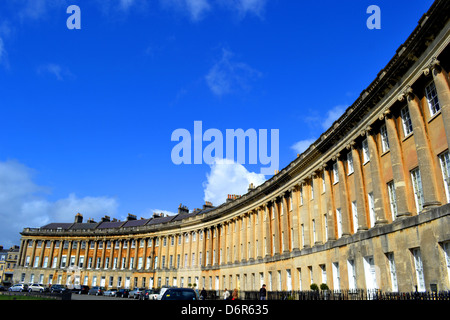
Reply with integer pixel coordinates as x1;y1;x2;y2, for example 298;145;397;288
9;284;29;292
28;284;45;292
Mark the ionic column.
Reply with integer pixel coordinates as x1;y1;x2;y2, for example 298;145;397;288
263;205;271;257
384;110;412;218
233;220;239;263
214;224;222;266
48;240;55;269
240;217;247;262
18;239;27;266
399;87;441;209
125;239;131;269
310;173;324;244
299;182;312;247
289;186;300;251
30;240;37;268
336;154;352;236
202;228;208;266
57;241;64;268
75;241;82;267
109;241;114;269
117;240;123;269
366;128;389;225
227;222;233;264
350;144;369;231
271;199;281;255
248;213;255;260
257;207;264;259
281;193;290;252
426;58;450;149
101;241;107;269
133;238;139;269
39;241;46;268
92;240;98;268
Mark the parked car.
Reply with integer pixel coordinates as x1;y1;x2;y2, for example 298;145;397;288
156;286;175;300
148;288;160;300
72;285;89;294
160;288;198;300
50;284;67;293
104;288;118;296
28;284;45;293
88;286;106;296
128;288;145;299
0;285;8;291
9;284;28;292
115;289;130;298
139;289;156;300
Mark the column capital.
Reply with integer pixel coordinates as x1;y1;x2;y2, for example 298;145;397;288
397;85;415;102
331;152;341;161
423;57;441;76
345;140;356;150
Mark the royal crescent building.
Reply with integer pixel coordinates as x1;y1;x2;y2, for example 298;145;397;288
13;0;450;294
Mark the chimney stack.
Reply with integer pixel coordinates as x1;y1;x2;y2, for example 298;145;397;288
74;213;83;223
202;201;214;210
178;204;189;215
127;213;137;221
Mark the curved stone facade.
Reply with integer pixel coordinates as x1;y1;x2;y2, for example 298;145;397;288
14;0;450;294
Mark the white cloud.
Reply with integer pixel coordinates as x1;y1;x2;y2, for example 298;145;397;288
290;138;316;155
202;158;266;206
321;105;347;130
0;160;118;248
145;209;179;217
205;48;261;96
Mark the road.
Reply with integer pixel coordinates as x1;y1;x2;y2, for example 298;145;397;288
71;293;141;301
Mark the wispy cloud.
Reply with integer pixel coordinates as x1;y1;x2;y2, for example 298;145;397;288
321;105;347;130
15;0;68;22
37;63;74;81
0;37;7;67
205;48;261;96
160;0;268;21
218;0;268;18
290;138;316;155
159;0;211;21
291;104;347;155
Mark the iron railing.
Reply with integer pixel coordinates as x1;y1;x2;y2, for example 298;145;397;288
201;289;450;301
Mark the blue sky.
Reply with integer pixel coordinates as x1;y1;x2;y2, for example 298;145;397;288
0;0;434;247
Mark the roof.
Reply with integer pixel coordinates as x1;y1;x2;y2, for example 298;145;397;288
41;223;73;230
122;218;151;228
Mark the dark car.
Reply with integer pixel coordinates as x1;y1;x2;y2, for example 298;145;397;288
139;289;156;300
50;284;67;293
88;286;106;296
160;288;198;300
115;288;130;298
73;285;90;294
